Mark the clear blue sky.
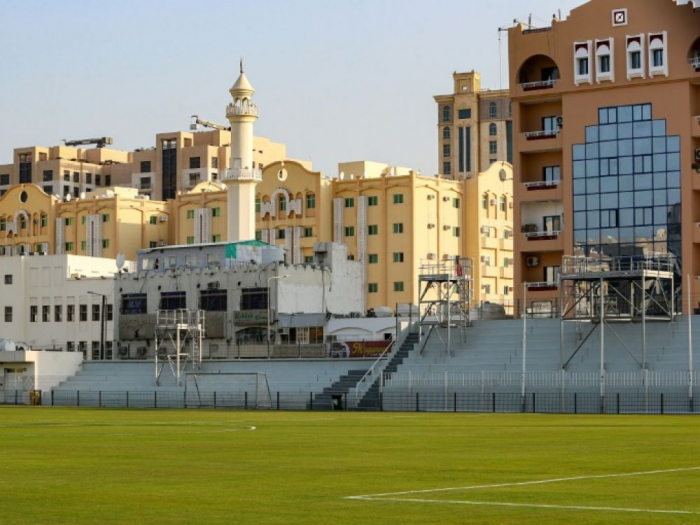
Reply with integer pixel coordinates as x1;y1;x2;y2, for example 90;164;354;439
0;0;585;177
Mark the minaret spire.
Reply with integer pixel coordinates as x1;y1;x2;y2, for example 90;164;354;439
240;57;244;74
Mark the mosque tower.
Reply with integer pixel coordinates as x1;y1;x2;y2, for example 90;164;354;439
222;59;261;242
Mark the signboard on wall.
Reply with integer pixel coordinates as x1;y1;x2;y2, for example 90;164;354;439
330;341;393;358
234;310;269;325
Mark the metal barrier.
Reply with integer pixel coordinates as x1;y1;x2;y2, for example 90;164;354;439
2;390;699;414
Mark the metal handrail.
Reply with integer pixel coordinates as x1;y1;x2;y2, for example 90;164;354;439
524;129;560;139
525;230;562;238
526;281;559;289
524;180;560;188
354;339;396;401
520;79;557;89
690;57;700;68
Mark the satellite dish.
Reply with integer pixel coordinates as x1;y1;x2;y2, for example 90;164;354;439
80;192;86;200
54;194;61;200
116;252;125;270
499;169;507;182
65;194;72;202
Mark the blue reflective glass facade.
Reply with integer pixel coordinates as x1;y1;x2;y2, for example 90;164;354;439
572;103;681;263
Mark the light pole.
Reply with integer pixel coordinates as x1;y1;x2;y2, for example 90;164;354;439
87;291;107;360
267;275;290;358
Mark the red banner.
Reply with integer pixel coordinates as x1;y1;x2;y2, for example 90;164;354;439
330;341;393;358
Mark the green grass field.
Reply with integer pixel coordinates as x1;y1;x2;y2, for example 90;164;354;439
2;408;700;524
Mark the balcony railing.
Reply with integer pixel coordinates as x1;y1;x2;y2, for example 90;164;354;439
526;281;559;291
524;129;560;140
524;180;561;190
520;79;557;91
525;230;562;240
226;104;258;117
222;167;262;182
139;182;152;190
690;56;700;69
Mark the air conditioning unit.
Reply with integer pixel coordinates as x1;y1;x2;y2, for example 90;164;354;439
480;256;488;263
118;346;128;356
442;196;450;202
526;256;540;267
504;230;513;239
158;240;167;247
509;202;514;209
556;116;564;128
480;226;490;234
207;281;220;290
427;223;436;229
490;199;497;206
506;258;514;265
159;216;168;222
427;252;437;260
136;347;148;357
695;148;700;162
443;225;451;231
508;286;514;292
427;195;435;200
442;254;452;261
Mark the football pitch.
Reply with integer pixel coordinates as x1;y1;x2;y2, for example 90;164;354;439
2;408;700;524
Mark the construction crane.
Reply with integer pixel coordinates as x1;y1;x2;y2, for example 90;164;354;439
62;137;113;148
190;115;230;131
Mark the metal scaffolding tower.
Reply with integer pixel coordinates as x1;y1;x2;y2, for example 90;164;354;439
417;257;473;357
559;254;676;397
154;309;205;386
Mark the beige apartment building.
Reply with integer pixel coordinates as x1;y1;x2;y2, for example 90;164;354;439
434;71;513;179
509;0;700;313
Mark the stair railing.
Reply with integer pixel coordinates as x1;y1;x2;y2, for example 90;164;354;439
353;339;396;403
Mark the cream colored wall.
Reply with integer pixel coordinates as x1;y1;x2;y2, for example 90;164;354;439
0;185;54;253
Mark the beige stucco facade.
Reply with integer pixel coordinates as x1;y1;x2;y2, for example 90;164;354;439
509;0;700;313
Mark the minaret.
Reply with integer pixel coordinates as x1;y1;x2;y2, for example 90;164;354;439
223;59;261;242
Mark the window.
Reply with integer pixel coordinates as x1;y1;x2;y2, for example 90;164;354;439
4;275;11;285
43;170;53;182
18;153;32;184
79;305;88;322
544;266;561;283
442;105;451;122
443;144;451;157
452;198;460;209
453;226;460;237
543;166;561;182
574;41;592;84
304;256;314;264
489;102;497;118
4;306;12;322
54;305;62;322
600;54;610;73
489;141;497;155
65;217;73;226
96;174;101;186
187;236;195;244
0;174;9;185
92;304;100;322
40;214;47;228
393;194;404;204
543;116;560;133
81;241;87;251
369;254;378;264
106;304;113;322
160;291;186;310
482;194;488;209
504;257;510;268
393;282;404;292
30;305;38;323
65;242;74;252
149;216;158;225
254;198;261;214
503;286;511;296
393;223;403;234
102;239;109;249
120;293;146;314
42;305;50;322
63;170;70;182
652;49;663;67
212;234;221;242
102;214;109;223
73;172;79;183
0;218;5;232
278;228;286;239
67;304;75;322
443;162;451;175
306;193;316;209
543;215;561;232
457;108;471;119
578;57;589;76
240;287;268;310
443;127;451;140
200;289;227;311
368;196;378;206
393;252;404;263
483;284;491;295
368;283;378;293
187;210;195;220
499;196;506;212
189;157;201;169
648;32;668;77
344;198;354;208
105;175;111;186
626;36;645;79
140;161;151;173
85;173;92;185
67;342;75;353
212;207;221;217
489;123;497;136
368;225;378;235
482;255;491;266
255;231;262;241
344;226;355;237
303;227;313;237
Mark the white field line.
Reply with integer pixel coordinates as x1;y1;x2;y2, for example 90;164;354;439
346;466;700;500
0;426;257;438
356;497;700;516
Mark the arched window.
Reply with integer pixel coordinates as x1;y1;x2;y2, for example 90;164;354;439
442;105;451;122
489;123;497;136
489;102;497;118
278;195;286;212
508;101;513;116
443;127;451;140
499;196;506;212
19;215;27;230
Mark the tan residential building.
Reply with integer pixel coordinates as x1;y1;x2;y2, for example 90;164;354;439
434;71;514;179
509;0;700;313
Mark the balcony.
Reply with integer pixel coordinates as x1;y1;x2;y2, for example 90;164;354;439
517;231;563;252
524;129;560;141
524;180;560;190
691;56;700;72
526;281;559;292
524;230;562;241
692;115;700;138
139;182;153;191
226;103;258;117
223;168;262;182
521;180;563;203
520;79;557;91
694;223;700;244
